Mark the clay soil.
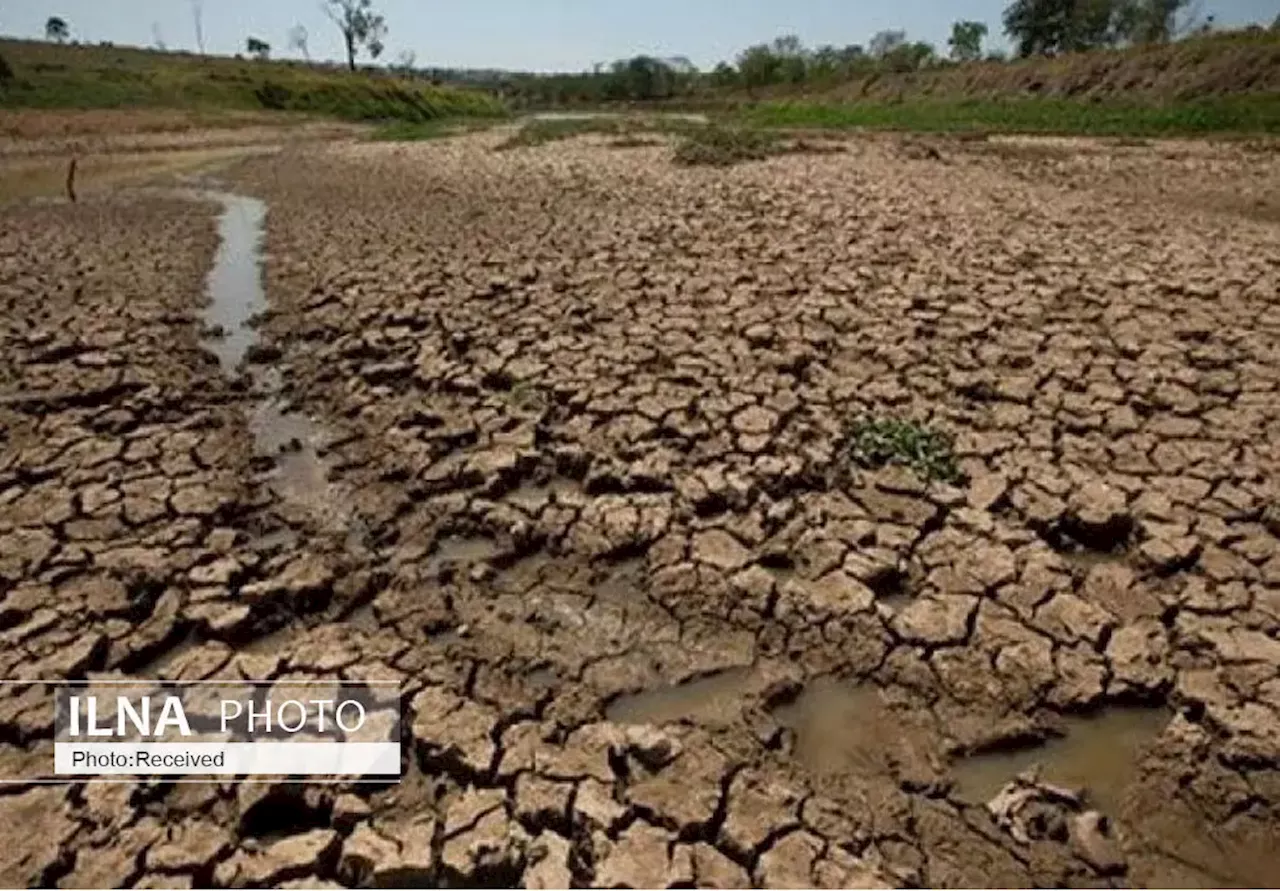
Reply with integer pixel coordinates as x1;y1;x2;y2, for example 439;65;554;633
1;127;1279;888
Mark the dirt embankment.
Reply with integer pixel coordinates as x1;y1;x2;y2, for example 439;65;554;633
797;32;1280;102
0;130;1278;888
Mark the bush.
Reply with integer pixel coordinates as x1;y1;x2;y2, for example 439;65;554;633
0;52;13;84
672;125;779;166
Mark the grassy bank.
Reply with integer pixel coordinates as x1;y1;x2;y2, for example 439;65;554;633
0;38;506;122
735;94;1280;136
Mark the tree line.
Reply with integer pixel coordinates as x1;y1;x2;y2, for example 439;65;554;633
27;0;1280;106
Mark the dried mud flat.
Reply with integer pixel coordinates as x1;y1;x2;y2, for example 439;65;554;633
1;129;1279;888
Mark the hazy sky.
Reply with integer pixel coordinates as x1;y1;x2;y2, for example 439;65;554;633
3;0;1275;71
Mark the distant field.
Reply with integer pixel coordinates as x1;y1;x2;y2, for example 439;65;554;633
0;38;506;123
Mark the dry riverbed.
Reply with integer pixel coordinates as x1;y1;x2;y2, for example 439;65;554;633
1;127;1279;887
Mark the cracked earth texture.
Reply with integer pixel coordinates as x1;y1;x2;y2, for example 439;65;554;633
1;130;1279;888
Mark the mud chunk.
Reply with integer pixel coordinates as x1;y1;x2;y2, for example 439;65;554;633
620;724;683;771
1106;620;1171;692
524;832;574;889
813;846;896;889
592;822;677;888
732;404;779;436
514;772;574;829
1070;811;1125;875
573;777;629;832
892;595;978;646
1034;593;1115;647
671;842;751;888
411;686;499;779
439;806;527;883
338;819;435;886
1067;481;1132;548
0;787;77;886
628;742;729;833
692;529;751;572
213;829;339;887
721;769;803;855
145;818;234;872
755;829;824;888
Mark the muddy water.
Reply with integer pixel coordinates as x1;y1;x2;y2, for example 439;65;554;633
950;706;1170;815
426;536;499;574
605;667;758;726
198;190;352;531
202;193;267;371
771;678;908;776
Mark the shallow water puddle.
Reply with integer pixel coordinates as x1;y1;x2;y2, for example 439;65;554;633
426;536;499;574
197;190;348;525
605;667;758;726
770;678;906;776
201;192;268;372
950;706;1170;815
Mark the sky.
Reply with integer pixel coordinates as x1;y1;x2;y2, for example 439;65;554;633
2;0;1276;72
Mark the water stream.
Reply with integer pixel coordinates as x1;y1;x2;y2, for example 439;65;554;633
197;190;354;534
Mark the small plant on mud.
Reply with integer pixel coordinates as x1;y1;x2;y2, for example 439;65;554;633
672;125;779;167
842;416;962;484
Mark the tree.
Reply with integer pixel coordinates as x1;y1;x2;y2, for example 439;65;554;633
246;36;270;60
151;22;166;51
949;20;989;61
0;52;13;84
45;16;70;43
395;49;416;74
323;0;387;71
708;61;739;88
737;44;780;93
288;24;310;60
869;29;906;58
770;34;809;83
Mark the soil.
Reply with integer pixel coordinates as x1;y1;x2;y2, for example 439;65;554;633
1;125;1279;888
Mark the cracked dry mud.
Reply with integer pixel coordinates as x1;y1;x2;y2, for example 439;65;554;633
2;129;1279;888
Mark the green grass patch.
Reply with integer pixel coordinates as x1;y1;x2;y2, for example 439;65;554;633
0;38;505;123
371;117;503;141
843;417;962;484
735;95;1280;137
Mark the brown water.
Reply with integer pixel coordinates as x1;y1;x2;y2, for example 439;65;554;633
605;667;758;726
770;677;908;776
950;707;1170;814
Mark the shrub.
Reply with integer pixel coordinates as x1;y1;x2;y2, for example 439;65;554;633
841;416;962;483
0;52;13;84
671;125;778;166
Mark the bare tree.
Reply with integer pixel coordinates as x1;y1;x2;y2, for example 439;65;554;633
151;22;166;51
191;0;205;54
322;0;387;71
288;24;311;61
